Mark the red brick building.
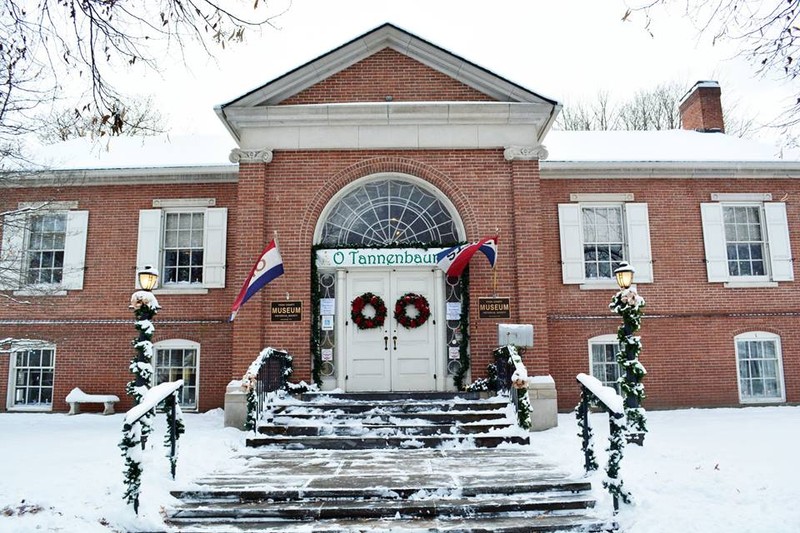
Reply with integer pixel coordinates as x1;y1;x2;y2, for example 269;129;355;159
2;24;798;413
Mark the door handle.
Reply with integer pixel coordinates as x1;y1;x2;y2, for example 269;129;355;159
393;336;397;350
384;335;388;351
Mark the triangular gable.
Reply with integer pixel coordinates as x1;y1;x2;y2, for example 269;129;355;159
280;48;497;105
221;23;557;108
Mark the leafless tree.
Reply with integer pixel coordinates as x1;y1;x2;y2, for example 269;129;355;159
35;98;165;143
0;1;287;303
555;80;755;135
624;1;800;125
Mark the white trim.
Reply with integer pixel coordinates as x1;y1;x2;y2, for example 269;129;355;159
153;198;216;208
6;341;56;412
153;288;209;295
153;339;200;411
587;334;620;391
18;201;79;210
711;193;772;202
541;161;800;179
312;173;466;245
734;331;785;404
579;281;620;290
570;193;634;202
723;281;779;288
6;167;237;188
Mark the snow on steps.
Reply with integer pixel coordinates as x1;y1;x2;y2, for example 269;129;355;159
164;448;614;532
246;391;528;449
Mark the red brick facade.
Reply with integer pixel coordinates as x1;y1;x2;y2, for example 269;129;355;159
2;26;797;414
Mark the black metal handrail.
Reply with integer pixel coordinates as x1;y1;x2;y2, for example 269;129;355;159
245;348;292;431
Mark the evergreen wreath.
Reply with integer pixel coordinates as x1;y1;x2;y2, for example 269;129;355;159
394;292;431;329
350;292;387;329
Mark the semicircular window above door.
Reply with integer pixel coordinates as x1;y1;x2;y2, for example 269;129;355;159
317;176;463;245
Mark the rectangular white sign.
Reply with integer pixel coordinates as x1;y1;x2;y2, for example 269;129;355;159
316;247;446;269
446;302;462;321
321;348;333;361
321;315;334;331
320;298;336;316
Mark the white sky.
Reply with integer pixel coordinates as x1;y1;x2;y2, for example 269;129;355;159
114;0;796;142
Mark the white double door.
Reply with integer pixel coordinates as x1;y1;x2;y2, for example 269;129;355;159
343;269;441;392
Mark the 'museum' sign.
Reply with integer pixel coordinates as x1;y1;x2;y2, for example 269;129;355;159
271;301;302;321
316;248;446;268
479;297;510;319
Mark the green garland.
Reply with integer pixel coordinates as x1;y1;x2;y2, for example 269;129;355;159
575;387;599;472
163;392;185;479
311;241;468;388
127;292;159;441
604;413;632;506
119;423;143;514
609;288;648;440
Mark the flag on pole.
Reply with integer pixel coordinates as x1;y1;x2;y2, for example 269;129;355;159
229;239;284;321
435;236;498;277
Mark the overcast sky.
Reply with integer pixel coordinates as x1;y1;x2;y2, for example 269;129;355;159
122;0;795;145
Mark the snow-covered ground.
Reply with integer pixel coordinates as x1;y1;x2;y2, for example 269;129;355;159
1;406;798;532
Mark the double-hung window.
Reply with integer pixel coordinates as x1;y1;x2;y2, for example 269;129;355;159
588;334;622;394
8;343;56;411
153;339;199;410
0;203;89;292
701;195;793;285
735;332;785;403
136;199;227;291
558;195;653;286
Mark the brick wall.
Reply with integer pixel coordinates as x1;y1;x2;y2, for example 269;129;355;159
0;182;237;412
280;48;494;105
542;177;800;409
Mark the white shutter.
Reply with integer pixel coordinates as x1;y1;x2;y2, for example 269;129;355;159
764;202;794;281
62;210;89;290
0;212;26;290
203;207;227;288
624;203;653;283
136;209;162;289
558;203;584;284
700;203;729;282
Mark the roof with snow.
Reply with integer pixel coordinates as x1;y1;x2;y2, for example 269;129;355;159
21;129;799;177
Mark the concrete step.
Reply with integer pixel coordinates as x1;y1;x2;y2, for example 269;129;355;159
269;410;509;424
168;493;594;521
272;399;508;414
299;391;482;401
256;421;514;437
171;480;593;503
160;512;615;532
245;434;529;449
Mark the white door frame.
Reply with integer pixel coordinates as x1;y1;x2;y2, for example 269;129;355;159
335;268;447;392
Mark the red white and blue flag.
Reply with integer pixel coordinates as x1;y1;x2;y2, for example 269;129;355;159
229;239;284;322
436;236;498;277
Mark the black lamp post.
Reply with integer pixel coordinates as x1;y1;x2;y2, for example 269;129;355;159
131;266;159;393
612;261;647;445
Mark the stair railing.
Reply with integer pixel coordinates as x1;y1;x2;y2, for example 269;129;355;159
493;345;532;429
243;347;292;432
575;372;630;513
120;379;185;514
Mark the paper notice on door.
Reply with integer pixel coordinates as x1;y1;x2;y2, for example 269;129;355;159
321;315;334;331
446;302;462;321
448;346;461;360
320;298;335;316
321;348;333;361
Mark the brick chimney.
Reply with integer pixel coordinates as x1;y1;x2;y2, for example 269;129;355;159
679;81;724;133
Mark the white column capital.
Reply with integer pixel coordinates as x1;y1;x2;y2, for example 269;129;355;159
504;144;548;161
229;148;274;164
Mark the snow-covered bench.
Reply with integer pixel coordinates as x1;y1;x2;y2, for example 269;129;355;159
65;387;120;415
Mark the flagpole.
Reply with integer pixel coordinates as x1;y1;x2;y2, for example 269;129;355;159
493;228;499;296
274;230;289;300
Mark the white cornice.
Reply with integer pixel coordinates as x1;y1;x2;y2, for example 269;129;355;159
5;166;238;188
540;161;800;179
227;102;548;151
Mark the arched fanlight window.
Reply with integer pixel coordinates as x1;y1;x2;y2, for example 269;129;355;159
317;176;462;245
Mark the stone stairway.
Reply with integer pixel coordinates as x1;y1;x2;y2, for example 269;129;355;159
246;392;528;449
163;393;614;532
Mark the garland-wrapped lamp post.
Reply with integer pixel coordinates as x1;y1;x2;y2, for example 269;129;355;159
127;265;160;445
611;261;647;446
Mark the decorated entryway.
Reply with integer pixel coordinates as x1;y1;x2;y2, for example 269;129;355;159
344;268;443;391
